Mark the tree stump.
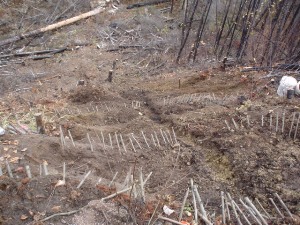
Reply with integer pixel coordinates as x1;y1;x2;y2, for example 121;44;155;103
106;70;113;82
35;113;45;134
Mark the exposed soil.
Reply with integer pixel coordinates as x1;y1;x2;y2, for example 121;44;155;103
0;1;299;225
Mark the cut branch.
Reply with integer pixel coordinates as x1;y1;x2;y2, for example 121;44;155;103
0;7;106;47
127;0;170;9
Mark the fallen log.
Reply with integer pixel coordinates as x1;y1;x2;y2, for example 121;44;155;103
0;47;68;59
241;66;273;72
276;64;300;71
127;0;171;9
30;55;55;60
241;64;300;72
0;7;106;47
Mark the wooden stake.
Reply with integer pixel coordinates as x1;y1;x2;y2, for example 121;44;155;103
227;193;242;225
59;126;65;151
289;112;296;138
179;187;189;221
43;161;49;176
151;133;157;147
131;133;142;150
154;131;161;147
255;198;271;219
281;110;286;134
269;198;284;218
97;178;102;185
194;185;208;222
5;160;13;178
39;164;42;176
276;112;279;133
122;168;132;188
293;113;300;140
87;133;94;151
120;134;127;152
25;165;32;178
77;170;91;189
233;201;252;225
261;115;264;127
172;127;178;143
274;193;293;218
225;195;231;222
63;162;66;182
143;171;152;186
141;131;150;149
163;130;171;144
115;132;122;154
108;133;113;150
129;137;137;152
139;168;145;202
191;186;198;224
245;197;268;225
270;114;273;131
197;211;213;225
0;167;2;176
148;200;160;225
246;115;250;127
160;129;167;144
35;113;45;134
221;191;226;225
225;120;231;131
109;172;118;187
55;109;60;117
239;198;262;225
101;131;106;149
166;130;174;145
68;130;75;147
231;118;239;130
130;175;137;198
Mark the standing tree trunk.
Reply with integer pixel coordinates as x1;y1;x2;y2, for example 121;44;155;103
176;0;199;63
188;0;212;62
214;0;232;58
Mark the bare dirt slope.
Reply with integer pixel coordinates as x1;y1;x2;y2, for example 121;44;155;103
0;1;299;225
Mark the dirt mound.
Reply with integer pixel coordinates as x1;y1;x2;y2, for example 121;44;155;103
0;174;104;225
71;200;129;225
68;85;111;104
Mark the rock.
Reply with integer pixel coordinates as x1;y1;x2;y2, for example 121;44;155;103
77;80;85;86
184;210;192;216
0;126;5;136
90;0;108;8
237;95;247;105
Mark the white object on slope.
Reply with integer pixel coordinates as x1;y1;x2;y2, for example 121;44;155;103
277;76;299;97
163;205;175;216
0;127;5;136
